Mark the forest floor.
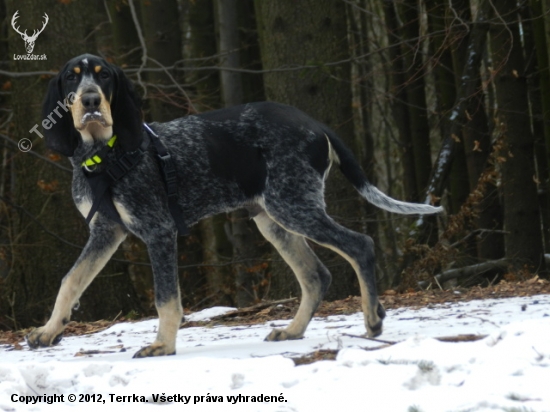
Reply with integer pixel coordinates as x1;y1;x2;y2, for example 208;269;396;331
1;275;549;348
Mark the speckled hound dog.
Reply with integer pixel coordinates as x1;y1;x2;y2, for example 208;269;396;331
27;54;443;358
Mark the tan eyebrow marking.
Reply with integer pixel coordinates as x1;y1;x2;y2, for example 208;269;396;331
73;67;81;74
94;65;102;73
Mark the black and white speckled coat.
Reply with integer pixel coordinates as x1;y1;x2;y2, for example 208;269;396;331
27;54;443;358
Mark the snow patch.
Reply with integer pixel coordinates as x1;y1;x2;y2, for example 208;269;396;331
1;296;550;411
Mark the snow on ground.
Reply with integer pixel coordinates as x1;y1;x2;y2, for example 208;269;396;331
1;294;550;412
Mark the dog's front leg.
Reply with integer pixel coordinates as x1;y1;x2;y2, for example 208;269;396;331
133;230;182;358
26;219;127;348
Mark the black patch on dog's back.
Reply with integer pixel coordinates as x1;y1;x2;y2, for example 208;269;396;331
204;126;266;198
306;136;330;177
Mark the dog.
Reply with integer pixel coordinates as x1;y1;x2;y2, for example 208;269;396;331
26;54;442;358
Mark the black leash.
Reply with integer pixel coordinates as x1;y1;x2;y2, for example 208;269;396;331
83;124;189;236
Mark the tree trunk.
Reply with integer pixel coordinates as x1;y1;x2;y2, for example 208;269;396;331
348;0;383;287
425;0;469;214
140;0;186;121
184;0;234;308
255;0;362;300
187;0;219;109
108;0;141;66
399;0;433;199
490;0;546;273
217;0;243;107
524;1;550;252
383;0;418;203
217;0;268;306
449;0;504;261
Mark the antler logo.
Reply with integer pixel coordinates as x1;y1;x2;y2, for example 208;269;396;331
11;10;49;54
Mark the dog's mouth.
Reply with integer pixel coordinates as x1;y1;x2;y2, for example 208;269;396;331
79;110;112;130
79;111;110;128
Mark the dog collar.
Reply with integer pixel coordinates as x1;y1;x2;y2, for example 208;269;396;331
81;135;117;170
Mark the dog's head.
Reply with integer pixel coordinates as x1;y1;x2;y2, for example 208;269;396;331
42;54;143;156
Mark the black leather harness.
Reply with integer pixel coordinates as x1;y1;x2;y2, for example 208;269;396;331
82;124;189;235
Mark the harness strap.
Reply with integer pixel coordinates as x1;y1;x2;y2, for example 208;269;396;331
84;139;144;226
84;173;123;226
83;125;189;237
143;123;189;236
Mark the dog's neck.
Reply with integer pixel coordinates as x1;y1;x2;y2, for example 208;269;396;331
70;129;116;167
76;122;113;146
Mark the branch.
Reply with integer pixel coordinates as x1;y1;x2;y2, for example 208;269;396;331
207;298;298;320
146;56;197;113
127;0;147;97
0;133;72;172
418;258;511;288
0;69;57;77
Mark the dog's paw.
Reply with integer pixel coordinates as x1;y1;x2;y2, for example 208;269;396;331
26;327;63;349
264;328;303;342
366;319;383;338
133;342;176;358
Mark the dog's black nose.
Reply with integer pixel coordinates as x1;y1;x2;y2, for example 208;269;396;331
82;92;101;110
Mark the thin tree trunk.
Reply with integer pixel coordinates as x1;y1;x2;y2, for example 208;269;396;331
399;0;433;200
217;0;243;107
348;0;383;286
383;0;418;203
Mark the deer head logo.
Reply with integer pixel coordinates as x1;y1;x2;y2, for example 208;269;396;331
11;11;49;54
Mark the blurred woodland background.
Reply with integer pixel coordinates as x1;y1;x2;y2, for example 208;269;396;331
0;0;549;330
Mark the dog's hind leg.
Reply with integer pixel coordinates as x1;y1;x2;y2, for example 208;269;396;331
253;211;331;341
26;219;127;348
263;202;385;338
133;230;183;358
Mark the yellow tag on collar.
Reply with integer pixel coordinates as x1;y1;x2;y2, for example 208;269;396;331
82;135;117;167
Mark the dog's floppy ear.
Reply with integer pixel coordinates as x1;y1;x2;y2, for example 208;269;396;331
42;75;79;157
111;66;143;152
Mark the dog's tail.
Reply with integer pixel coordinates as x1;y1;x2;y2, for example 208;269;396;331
324;130;443;215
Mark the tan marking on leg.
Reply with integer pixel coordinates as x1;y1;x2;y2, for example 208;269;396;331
76;198;99;226
155;296;183;351
76;198;92;217
114;201;134;226
254;212;324;340
133;296;182;358
261;208;382;337
313;242;381;336
27;226;127;347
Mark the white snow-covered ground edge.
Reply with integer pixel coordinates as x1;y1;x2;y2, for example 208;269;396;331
1;294;549;412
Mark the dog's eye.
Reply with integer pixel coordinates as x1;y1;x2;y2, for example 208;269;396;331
66;73;77;81
99;71;110;79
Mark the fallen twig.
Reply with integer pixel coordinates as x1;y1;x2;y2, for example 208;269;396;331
210;298;298;320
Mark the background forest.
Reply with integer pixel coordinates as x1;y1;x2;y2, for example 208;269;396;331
0;0;549;330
